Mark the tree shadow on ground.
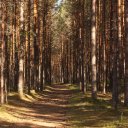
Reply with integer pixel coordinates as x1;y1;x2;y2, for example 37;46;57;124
0;84;72;128
0;121;47;128
67;84;128;128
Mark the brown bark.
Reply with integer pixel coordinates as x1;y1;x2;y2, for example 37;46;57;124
91;0;97;99
124;0;128;106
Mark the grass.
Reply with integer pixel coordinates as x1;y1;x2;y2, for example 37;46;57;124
67;84;128;128
1;84;128;128
0;85;70;128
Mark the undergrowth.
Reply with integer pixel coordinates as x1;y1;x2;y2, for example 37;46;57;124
67;84;128;128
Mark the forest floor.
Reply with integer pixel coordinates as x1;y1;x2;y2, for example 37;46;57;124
68;85;128;128
0;84;128;128
0;84;71;128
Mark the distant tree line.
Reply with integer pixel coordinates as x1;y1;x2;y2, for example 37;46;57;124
1;0;128;110
53;0;128;109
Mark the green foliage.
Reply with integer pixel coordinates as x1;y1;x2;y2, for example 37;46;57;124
51;0;72;54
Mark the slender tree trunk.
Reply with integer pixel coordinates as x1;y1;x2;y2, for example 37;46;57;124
124;0;128;106
111;0;119;109
1;0;5;104
18;1;24;97
91;0;97;99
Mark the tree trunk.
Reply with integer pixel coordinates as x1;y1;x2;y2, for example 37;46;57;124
124;0;128;106
91;0;97;99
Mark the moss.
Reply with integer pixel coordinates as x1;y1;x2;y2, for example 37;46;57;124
67;84;128;128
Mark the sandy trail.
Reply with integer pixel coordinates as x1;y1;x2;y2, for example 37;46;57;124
0;84;72;128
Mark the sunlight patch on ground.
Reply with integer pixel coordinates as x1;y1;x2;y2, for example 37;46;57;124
0;111;63;127
0;106;64;127
67;84;128;128
0;107;64;128
0;84;69;128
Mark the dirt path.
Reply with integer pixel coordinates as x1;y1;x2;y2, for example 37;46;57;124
0;84;72;128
